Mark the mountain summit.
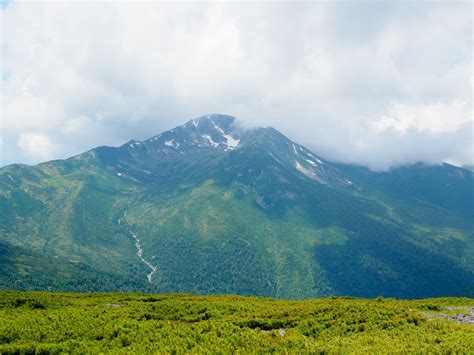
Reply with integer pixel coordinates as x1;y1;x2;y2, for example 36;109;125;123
146;114;242;151
1;114;473;298
93;114;349;191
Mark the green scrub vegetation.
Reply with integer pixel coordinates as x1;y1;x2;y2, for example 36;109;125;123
0;291;473;353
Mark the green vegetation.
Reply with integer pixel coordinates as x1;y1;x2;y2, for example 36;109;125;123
1;116;473;299
0;291;473;353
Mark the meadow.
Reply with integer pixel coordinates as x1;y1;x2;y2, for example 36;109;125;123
0;291;473;353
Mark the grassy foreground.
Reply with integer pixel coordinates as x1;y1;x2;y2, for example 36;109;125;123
0;291;473;353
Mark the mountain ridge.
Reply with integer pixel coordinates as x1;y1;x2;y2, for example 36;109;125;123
0;114;473;298
2;113;472;177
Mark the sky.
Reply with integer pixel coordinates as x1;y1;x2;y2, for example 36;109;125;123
0;1;472;170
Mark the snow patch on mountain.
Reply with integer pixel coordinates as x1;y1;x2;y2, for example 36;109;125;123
203;134;219;148
295;161;311;176
305;159;318;166
305;152;323;164
292;144;298;155
295;160;325;184
223;134;240;150
210;121;240;150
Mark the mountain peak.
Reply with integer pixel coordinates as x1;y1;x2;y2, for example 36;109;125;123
144;114;241;151
187;114;236;130
127;115;342;185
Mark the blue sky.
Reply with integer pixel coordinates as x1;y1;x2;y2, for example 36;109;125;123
0;0;13;8
0;1;472;170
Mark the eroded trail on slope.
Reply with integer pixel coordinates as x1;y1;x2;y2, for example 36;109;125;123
131;233;157;283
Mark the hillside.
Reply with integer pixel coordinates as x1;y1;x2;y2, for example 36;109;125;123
0;291;473;353
0;114;473;298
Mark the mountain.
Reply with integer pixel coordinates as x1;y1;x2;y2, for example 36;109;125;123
463;165;474;173
1;114;473;298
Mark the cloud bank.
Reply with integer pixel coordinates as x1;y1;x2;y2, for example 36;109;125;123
1;1;472;170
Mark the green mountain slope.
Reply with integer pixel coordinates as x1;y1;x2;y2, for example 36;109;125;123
0;114;473;298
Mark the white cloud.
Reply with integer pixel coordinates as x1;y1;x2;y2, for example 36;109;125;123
18;133;56;161
61;116;90;134
0;1;472;169
371;101;471;134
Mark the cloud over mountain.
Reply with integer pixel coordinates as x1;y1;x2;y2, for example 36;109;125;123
1;1;472;170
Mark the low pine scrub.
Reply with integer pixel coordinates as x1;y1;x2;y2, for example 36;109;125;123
0;291;473;353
